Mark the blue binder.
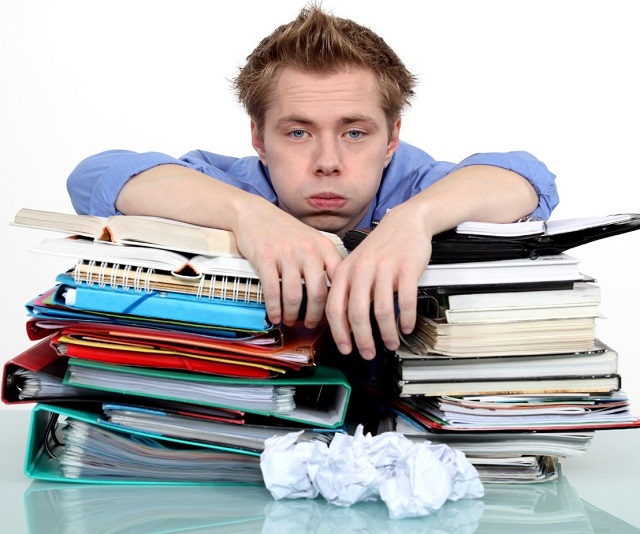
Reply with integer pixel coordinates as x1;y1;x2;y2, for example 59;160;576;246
52;274;270;331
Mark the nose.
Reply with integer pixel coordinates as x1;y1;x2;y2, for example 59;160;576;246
313;137;342;177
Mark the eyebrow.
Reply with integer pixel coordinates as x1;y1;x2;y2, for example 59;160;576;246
276;114;381;130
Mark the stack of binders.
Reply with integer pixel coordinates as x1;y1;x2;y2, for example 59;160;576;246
3;209;351;485
347;213;640;484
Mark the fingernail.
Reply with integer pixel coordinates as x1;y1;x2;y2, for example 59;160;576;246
338;343;351;354
360;350;375;360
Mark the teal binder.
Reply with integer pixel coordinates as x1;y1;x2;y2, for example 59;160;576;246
24;403;264;485
63;360;351;429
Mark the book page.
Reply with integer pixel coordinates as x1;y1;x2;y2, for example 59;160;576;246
544;214;634;235
33;236;191;272
455;213;636;238
455;219;545;237
13;208;106;239
108;215;242;257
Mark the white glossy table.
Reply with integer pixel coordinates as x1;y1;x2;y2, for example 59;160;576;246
1;409;639;533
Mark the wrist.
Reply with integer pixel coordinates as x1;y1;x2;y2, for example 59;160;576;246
390;194;447;238
229;190;280;235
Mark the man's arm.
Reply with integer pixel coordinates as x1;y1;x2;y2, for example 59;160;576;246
325;165;539;360
115;164;345;329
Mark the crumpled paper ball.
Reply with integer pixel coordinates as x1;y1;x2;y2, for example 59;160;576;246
260;425;484;519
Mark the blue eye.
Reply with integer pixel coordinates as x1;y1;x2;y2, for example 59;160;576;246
347;130;363;139
291;130;305;139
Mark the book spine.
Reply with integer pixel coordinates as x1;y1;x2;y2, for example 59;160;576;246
74;261;264;303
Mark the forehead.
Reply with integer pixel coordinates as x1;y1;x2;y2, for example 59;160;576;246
265;66;385;120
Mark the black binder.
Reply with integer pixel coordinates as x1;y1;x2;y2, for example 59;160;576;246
344;214;640;264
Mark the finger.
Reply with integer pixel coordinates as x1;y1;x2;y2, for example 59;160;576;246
316;246;346;329
347;269;376;360
300;261;329;328
258;263;283;326
323;247;344;281
279;261;304;327
373;272;400;351
325;271;353;355
396;273;418;335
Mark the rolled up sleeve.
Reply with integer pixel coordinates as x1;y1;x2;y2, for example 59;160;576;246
452;151;559;220
66;150;191;216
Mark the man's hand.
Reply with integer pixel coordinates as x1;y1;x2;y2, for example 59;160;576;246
324;164;539;360
116;164;345;330
325;204;433;360
233;198;345;329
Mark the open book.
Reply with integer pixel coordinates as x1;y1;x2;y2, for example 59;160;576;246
33;236;260;279
455;213;636;237
13;208;347;259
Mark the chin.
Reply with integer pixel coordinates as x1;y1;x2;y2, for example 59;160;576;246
304;216;349;236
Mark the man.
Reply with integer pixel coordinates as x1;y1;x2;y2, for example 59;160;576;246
67;5;558;361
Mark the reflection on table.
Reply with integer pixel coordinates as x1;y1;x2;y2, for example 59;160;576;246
22;468;637;534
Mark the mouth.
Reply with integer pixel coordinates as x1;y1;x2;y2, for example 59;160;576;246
306;193;347;211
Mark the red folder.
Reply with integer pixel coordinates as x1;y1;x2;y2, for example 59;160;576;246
3;337;248;423
62;321;323;361
27;319;326;366
56;342;280;379
2;336;69;404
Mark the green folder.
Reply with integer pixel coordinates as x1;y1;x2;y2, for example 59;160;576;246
63;360;351;429
24;403;265;485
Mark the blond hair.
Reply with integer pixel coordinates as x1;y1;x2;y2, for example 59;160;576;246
234;4;417;134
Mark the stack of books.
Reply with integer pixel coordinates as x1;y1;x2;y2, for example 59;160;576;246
3;209;351;484
347;213;640;484
6;209;640;487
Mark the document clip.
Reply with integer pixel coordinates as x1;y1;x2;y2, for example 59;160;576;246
43;412;64;460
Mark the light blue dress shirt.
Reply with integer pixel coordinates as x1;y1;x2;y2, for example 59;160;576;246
66;140;559;224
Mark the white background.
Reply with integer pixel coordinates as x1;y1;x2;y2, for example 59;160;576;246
1;0;638;410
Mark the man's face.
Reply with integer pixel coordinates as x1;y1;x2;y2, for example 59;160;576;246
251;66;400;237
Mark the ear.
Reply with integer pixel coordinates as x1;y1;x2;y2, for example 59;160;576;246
251;120;268;165
384;118;402;167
